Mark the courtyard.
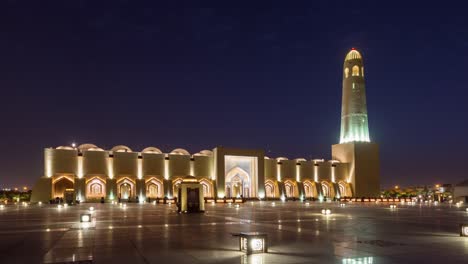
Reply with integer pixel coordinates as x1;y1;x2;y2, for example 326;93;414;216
0;201;467;263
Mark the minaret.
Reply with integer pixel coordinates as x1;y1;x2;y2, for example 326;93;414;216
340;48;370;143
332;48;380;198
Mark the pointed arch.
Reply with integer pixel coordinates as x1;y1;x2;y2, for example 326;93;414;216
117;177;135;200
338;181;352;197
264;179;278;198
145;177;164;198
321;181;335;199
52;176;74;198
86;176;106;199
284;179;299;198
303;180;318;198
225;166;251;198
199;178;213;198
172;177;184;198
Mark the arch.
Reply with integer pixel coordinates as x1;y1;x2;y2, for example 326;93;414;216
172;178;184;198
264;179;277;198
111;145;132;152
276;157;288;162
352;65;360;76
78;144;98;152
225;166;250;198
338;181;351;197
145;177;163;198
142;147;163;154
56;146;74;150
117;177;135;200
284;180;298;198
303;180;318;198
321;181;335;199
344;67;349;78
199;178;213;198
170;148;190;155
52;176;74;198
86;176;106;199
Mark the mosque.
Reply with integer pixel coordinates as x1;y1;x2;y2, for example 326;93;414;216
31;49;380;203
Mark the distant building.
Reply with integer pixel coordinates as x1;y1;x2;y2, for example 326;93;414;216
31;49;380;202
453;180;468;203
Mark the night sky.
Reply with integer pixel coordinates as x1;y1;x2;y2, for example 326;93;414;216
1;1;468;188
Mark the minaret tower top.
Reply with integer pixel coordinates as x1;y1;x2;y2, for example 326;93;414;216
340;48;370;143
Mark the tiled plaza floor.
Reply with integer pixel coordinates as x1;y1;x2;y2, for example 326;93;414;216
0;201;467;263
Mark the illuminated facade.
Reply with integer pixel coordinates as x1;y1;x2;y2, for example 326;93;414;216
31;48;380;202
340;49;370;143
31;145;355;202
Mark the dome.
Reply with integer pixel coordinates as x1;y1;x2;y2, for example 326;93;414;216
56;146;74;150
142;147;163;154
78;144;98;151
111;145;132;152
170;148;190;155
345;49;362;61
194;150;213;156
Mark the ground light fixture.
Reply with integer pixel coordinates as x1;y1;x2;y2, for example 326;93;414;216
89;207;94;212
390;204;397;209
80;214;92;223
38;201;42;205
465;208;468;212
460;224;468;237
57;205;62;209
340;203;346;207
0;205;4;209
234;232;268;255
321;209;331;215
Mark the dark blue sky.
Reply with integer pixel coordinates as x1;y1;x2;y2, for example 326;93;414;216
1;1;467;188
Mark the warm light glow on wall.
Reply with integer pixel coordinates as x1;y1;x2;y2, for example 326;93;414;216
189;159;194;176
107;157;114;179
137;158;143;179
45;153;53;177
331;166;335;183
296;164;300;182
77;156;84;178
314;164;318;182
164;158;169;180
276;163;281;181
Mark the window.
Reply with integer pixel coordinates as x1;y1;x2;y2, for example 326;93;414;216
352;65;359;76
344;68;349;78
361;66;364;77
